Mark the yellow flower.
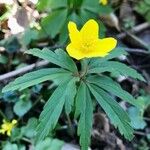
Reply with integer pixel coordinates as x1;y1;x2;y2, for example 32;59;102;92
99;0;108;5
0;119;17;136
66;19;117;60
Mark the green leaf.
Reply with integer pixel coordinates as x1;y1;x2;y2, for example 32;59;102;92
81;0;100;14
88;84;134;140
88;47;128;68
13;99;32;117
26;48;78;72
64;78;78;114
36;77;77;141
40;9;67;38
37;0;67;11
22;28;38;46
75;82;93;150
2;68;71;92
104;47;128;60
128;106;146;129
98;5;113;14
21;118;38;138
3;142;25;150
0;54;8;64
79;9;96;23
35;138;64;150
88;61;145;81
87;75;141;107
11;128;23;142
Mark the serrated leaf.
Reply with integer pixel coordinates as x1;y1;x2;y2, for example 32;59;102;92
2;68;71;92
88;84;134;140
75;82;93;150
64;78;78;114
88;61;145;81
88;47;127;68
36;77;77;141
26;48;78;72
87;75;141;107
104;47;128;60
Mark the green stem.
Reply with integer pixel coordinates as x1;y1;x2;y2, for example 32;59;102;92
0;110;7;119
66;114;74;137
80;59;89;77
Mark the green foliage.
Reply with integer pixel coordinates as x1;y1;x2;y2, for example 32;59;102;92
0;55;8;64
21;118;38;138
37;0;67;11
135;0;150;22
128;95;150;130
2;142;25;150
0;36;21;53
35;138;64;150
2;68;71;92
36;77;78;141
36;0;112;43
13;98;32;117
87;75;141;107
2;48;144;150
76;82;93;150
26;48;77;72
22;28;38;46
41;9;68;39
13;89;31;117
128;106;146;130
88;61;144;81
88;84;134;140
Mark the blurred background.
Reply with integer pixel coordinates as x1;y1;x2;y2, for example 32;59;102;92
0;0;150;149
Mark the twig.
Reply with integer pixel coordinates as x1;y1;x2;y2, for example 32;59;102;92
66;114;75;138
117;22;150;39
0;60;49;81
134;131;147;136
144;117;150;122
125;48;149;54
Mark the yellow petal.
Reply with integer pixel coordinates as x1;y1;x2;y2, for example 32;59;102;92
66;44;84;60
100;0;108;5
0;129;5;134
68;21;81;44
12;119;17;125
7;131;11;136
85;37;117;58
3;119;6;123
80;19;99;40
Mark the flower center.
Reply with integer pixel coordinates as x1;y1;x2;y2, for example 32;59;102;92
81;39;96;52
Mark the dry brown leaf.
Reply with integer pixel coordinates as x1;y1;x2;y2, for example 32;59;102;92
15;7;29;28
100;12;120;31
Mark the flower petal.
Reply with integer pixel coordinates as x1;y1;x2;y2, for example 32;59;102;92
96;37;117;56
85;37;117;58
12;119;17;125
80;19;99;39
68;21;81;43
100;0;108;5
66;44;84;60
